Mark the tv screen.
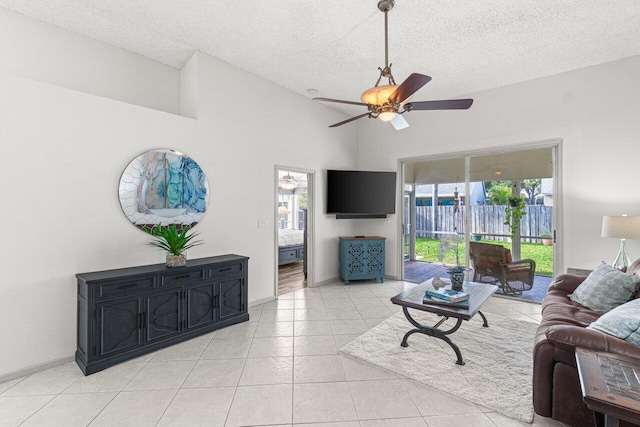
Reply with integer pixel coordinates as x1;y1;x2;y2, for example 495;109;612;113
326;170;396;216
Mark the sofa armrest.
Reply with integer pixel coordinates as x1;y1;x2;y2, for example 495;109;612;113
547;274;587;293
546;325;640;359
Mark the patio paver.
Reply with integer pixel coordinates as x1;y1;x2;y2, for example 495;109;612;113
403;260;552;303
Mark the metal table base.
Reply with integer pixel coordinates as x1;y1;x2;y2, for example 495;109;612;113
399;306;489;366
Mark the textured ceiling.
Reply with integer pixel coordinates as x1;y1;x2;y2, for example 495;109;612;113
2;0;640;116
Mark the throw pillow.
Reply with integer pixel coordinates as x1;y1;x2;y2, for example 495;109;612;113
587;298;640;346
569;262;640;313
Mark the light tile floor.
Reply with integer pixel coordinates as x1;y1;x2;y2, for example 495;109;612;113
0;279;567;427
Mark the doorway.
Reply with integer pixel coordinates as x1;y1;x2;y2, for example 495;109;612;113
401;144;559;303
275;167;313;297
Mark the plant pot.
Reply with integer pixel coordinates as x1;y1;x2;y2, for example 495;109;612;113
449;270;465;291
472;234;482;242
166;253;186;268
542;238;553;246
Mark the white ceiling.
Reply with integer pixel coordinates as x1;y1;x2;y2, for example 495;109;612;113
2;0;640;116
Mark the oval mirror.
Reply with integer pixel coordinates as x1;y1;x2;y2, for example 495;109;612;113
118;149;209;231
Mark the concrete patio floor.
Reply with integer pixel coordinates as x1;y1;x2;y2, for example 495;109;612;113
404;260;553;303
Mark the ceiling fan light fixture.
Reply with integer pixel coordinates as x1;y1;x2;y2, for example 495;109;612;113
314;0;472;129
280;174;297;190
360;84;397;105
378;110;397;121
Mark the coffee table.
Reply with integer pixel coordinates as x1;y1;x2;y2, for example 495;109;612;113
390;279;498;365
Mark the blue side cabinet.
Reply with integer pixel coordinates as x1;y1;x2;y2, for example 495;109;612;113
339;236;386;285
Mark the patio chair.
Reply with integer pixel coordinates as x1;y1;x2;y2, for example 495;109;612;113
469;242;536;295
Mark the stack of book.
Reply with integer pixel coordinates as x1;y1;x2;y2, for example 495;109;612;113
423;287;470;308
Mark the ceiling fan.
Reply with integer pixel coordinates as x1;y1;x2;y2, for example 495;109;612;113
279;172;298;190
314;0;473;130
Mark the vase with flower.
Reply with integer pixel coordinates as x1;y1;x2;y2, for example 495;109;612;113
437;234;466;291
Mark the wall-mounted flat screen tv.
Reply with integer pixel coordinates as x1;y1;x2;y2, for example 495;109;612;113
326;170;396;218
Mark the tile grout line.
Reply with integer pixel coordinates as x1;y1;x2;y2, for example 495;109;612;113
153;340;210;426
16;394;57;427
222;312;258;426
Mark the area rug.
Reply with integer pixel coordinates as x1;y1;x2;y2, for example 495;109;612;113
340;310;537;423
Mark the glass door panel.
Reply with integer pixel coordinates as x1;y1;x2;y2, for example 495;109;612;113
403;157;466;283
469;147;554;300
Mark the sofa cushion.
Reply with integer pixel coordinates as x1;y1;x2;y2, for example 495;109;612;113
541;291;602;327
628;258;640;299
588;298;640;346
547;274;587;293
569;262;640;313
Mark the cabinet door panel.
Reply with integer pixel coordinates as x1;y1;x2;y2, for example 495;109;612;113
219;278;245;321
187;283;217;329
366;241;385;275
346;241;366;276
146;289;182;343
97;297;143;358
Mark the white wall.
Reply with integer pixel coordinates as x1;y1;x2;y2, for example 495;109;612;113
0;8;181;115
0;51;356;378
0;74;195;378
186;51;358;301
357;55;640;277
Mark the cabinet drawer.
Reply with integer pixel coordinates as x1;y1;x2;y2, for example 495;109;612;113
160;269;205;287
298;248;305;258
280;249;298;263
97;276;156;299
209;262;243;278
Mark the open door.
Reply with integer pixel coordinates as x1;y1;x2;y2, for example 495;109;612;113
276;168;313;297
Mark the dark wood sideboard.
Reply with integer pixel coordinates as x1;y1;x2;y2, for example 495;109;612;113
76;254;249;375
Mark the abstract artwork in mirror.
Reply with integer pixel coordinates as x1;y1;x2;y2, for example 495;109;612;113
119;149;209;231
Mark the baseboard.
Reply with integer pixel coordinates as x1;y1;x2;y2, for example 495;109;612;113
249;295;275;307
314;276;398;287
313;276;342;287
0;354;75;384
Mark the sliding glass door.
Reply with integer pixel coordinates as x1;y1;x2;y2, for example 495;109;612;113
402;146;556;302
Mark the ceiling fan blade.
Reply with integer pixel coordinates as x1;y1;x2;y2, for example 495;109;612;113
405;99;474;111
329;113;370;127
314;97;369;107
389;114;409;130
388;73;432;103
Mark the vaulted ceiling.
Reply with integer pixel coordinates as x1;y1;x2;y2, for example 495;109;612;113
2;0;640;115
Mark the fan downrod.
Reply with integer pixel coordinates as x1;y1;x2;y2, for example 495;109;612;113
377;0;395;12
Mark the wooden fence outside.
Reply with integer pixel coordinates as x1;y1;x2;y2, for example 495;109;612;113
407;205;553;243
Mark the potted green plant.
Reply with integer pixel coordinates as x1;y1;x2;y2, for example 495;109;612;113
541;229;553;246
437;234;466;291
504;195;527;239
142;224;203;267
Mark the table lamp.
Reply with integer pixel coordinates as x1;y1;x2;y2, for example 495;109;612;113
601;215;640;271
278;205;288;229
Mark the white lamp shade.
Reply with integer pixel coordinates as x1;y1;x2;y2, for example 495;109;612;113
601;216;640;239
277;206;288;215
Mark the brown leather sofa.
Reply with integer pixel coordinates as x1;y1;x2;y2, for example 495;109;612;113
533;262;640;427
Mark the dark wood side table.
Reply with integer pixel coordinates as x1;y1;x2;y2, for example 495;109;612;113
575;348;640;427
